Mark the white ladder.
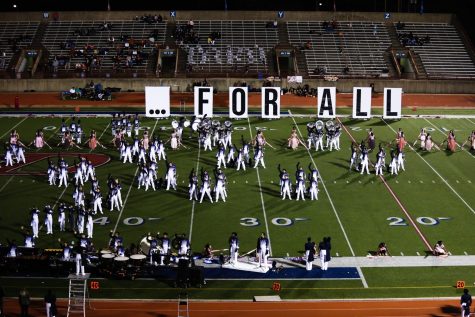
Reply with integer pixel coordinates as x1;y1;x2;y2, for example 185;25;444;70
177;292;189;317
67;274;89;317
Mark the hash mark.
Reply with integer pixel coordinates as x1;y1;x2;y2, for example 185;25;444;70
432;180;436;183
419;180;423;183
333;180;336;184
346;180;349;184
456;180;460;183
416;252;420;256
408;180;411;184
465;251;469;256
468;180;472;183
395;180;399;184
400;252;404;256
233;180;235;184
19;180;23;183
336;252;339;257
358;180;362;184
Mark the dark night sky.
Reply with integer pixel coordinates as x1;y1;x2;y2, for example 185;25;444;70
1;0;474;40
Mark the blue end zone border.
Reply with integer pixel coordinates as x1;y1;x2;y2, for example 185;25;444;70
203;267;360;280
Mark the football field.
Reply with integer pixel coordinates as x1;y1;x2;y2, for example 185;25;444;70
0;112;475;298
1;111;475;299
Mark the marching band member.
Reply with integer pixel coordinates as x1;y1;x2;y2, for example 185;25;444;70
92;188;103;214
30;208;40;238
86;130;106;151
86;209;94;239
253;145;266;168
287;126;306;150
375;146;386;176
146;233;159;265
203;131;212;151
396;148;405;172
74;163;84;186
85;161;95;182
138;144;147;165
73;185;85;207
76;120;83;144
160;232;171;265
229;232;239;264
178;234;190;258
58;162;69;188
308;164;319;182
123;142;133;163
304;237;316;271
109;183;120;211
367;128;376;152
75;246;85;276
309;177;319;200
281;172;292;200
390;150;398;175
4;145;13;166
236;148;246;171
47;161;57;185
132;136;140;157
226;145;235;166
214;169;227;202
149;141;157;163
165;162;177;191
58;203;66;232
76;207;86;234
126;116;133;138
462;130;475;151
296;175;306;201
169;129;179;150
314;128;324;151
216;143;227;169
256;232;270;268
17;144;26;164
318;238;327;271
442;130;457;152
137;165;148;190
188;170;199;201
360;146;370;175
199;170;213;203
349;143;359;171
156;138;166;160
145;164;156;191
44;205;54;235
133;114;140;136
425;133;439;151
414;128;427;150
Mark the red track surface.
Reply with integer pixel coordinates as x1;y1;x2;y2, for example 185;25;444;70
0;92;475;108
2;298;464;317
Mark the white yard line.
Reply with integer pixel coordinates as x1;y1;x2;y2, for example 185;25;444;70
289;111;367;287
112;119;159;235
423;117;475;160
247;117;272;256
188;141;201;242
0;175;15;193
383;119;475;215
0;117;28;140
467;118;475;126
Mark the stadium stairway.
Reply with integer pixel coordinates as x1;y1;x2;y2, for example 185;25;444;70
277;22;289;45
385;22;404;49
410;51;428;79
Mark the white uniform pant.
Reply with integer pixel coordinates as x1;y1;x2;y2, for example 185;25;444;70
215;186;226;202
305;250;313;271
75;254;85;275
166;177;176;190
296;186;305;201
123;150;132;163
230;246;238;264
86;220;93;238
204;139;212;151
310;187;318;200
189;186;198;200
391;162;398;175
46;303;52;317
282;186;292;200
200;188;213;203
236;160;246;171
157;149;166;160
315;139;324;151
31;220;39;238
258;249;268;268
58;174;68;187
94;198;103;214
110;195;120;211
18;152;26;164
48;172;56;185
320;249;327;270
360;161;369;174
46;214;53;234
217;155;226;168
58;214;65;231
253;157;266;168
5;154;13;166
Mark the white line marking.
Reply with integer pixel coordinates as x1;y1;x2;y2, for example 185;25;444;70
247;117;272;256
467;118;475;125
423;118;475;160
188;139;201;242
464;251;468;256
0;175;15;193
288;111;370;286
383;119;475;215
416;252;420;256
112;119;159;235
0;117;28;140
400;252;404;256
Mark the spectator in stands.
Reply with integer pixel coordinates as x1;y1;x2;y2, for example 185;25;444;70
342;65;350;75
0;51;5;69
52;56;59;72
396;21;405;30
18;288;30;317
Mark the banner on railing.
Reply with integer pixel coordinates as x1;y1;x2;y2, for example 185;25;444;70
352;87;372;119
194;86;214;118
383;88;402;119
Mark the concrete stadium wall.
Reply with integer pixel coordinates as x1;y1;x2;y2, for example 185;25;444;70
1;78;474;94
0;10;452;23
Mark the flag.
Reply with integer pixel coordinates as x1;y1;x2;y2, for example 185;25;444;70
420;0;424;14
224;0;228;11
333;0;336;12
107;0;111;11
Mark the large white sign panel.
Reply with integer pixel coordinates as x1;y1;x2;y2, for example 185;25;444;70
194;86;213;118
352;87;372;119
383;88;402;119
317;87;336;119
261;87;281;119
229;87;248;119
145;86;170;118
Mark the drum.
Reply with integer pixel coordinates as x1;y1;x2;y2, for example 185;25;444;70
224;120;232;128
183;119;191;128
100;249;112;255
130;254;146;266
114;256;129;262
212;120;221;127
315;120;324;132
101;253;115;259
139;236;150;255
171;120;179;129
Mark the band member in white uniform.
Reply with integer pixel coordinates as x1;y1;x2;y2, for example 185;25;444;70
236;148;246;171
253;145;266;168
390;150;398;175
349;144;359;171
397;148;405;172
309;178;319;200
414;128;427;150
145;165;156;191
215;169;227;202
229;232;239;264
4;146;13;166
58;204;66;232
375;146;385;176
360;148;370;175
281;175;292;200
256;233;270;268
123;143;133;163
75;247;85;276
203;132;212;151
156;139;166;160
74;164;84;186
305;237;316;271
165;162;177;191
226;145;235;166
160;233;171;266
188;171;199;201
44;205;54;235
58;164;69;188
199;173;214;204
318;239;327;271
178;234;190;258
216;144;227;169
92;188;103;214
17;144;26;164
109;184;120;211
77;208;85;234
296;176;306;201
86;210;94;239
30;208;40;238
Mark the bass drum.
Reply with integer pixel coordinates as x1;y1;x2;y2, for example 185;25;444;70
183;119;191;128
171;120;179;129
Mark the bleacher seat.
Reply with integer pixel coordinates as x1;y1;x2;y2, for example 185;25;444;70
0;21;39;70
395;22;475;78
287;21;391;77
176;20;278;74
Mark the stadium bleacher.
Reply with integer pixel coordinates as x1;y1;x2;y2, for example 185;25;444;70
395;22;475;78
42;20;166;73
175;20;278;74
287;21;391;77
0;21;38;71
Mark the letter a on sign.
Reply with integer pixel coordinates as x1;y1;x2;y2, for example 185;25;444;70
352;87;372;119
261;87;280;119
229;87;248;119
383;88;402;119
145;86;170;118
194;86;213;118
317;87;336;119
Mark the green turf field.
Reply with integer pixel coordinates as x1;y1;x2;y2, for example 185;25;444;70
0;112;474;299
